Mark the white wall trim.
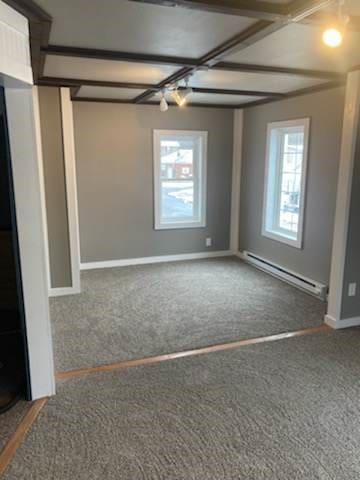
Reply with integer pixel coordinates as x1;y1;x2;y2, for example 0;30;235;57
230;109;243;254
81;250;232;270
325;314;360;329
33;85;51;292
60;87;81;294
327;71;360;322
49;287;79;297
5;86;56;399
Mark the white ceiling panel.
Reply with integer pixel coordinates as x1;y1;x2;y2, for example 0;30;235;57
76;86;145;100
225;23;360;73
44;55;178;83
35;0;255;58
190;69;326;93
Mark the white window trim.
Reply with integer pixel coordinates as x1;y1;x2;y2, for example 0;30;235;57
261;118;310;249
153;129;207;230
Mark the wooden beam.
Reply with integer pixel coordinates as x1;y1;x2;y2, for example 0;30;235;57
41;45;343;81
38;76;286;98
72;97;238;109
129;0;286;21
42;45;200;68
134;0;335;103
38;77;158;90
215;62;344;80
130;0;342;25
238;78;346;108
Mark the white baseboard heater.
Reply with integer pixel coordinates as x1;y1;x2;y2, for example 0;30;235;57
241;251;328;300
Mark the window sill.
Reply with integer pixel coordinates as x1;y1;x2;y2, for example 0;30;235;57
155;221;206;231
261;228;302;249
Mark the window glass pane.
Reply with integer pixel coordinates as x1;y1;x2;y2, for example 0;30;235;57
160;138;195;180
161;180;194;219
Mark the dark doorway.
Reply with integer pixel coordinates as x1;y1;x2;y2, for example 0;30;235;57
0;87;30;412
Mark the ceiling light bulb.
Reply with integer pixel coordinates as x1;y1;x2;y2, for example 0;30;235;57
322;27;343;48
171;89;184;106
160;93;168;112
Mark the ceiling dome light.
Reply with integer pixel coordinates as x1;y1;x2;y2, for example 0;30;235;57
322;0;348;48
322;27;343;47
160;91;168;112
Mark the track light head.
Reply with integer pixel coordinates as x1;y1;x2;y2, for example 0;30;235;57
160;91;168;112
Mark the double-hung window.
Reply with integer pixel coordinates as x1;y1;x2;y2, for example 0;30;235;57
262;118;310;248
153;130;207;230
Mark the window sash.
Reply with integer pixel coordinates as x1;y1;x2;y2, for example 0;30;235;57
262;119;310;248
153;130;207;230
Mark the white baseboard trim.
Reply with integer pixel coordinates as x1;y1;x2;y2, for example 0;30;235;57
325;314;360;329
49;286;81;297
81;250;232;271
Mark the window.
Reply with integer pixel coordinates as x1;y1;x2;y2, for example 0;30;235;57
262;118;310;248
153;130;207;230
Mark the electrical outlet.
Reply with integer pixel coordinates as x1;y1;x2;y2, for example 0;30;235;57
348;283;357;297
206;237;212;247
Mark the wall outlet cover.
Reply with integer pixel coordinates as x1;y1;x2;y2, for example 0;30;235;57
348;283;357;297
206;237;212;247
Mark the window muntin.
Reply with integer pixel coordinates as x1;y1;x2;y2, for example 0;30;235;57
262;119;310;248
154;130;207;229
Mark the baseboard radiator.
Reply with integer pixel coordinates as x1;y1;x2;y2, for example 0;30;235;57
241;251;328;300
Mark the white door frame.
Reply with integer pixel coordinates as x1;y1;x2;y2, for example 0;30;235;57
1;0;55;399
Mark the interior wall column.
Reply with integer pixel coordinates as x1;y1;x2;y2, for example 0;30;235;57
326;69;360;329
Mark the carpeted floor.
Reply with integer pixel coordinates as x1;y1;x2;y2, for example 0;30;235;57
0;401;28;453
4;329;360;479
51;257;326;372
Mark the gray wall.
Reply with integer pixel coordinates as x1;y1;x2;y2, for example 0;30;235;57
341;116;360;319
38;86;72;288
239;87;345;285
73;103;234;263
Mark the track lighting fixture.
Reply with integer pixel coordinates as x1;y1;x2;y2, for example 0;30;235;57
159;90;168;112
171;78;193;107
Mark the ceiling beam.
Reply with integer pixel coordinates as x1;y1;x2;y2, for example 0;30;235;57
131;0;360;32
215;62;344;80
72;96;239;109
129;0;286;21
38;77;158;90
134;0;335;104
38;76;286;98
129;0;342;24
42;45;200;68
42;45;344;81
238;78;346;108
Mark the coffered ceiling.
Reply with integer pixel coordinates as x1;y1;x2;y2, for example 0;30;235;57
5;0;359;108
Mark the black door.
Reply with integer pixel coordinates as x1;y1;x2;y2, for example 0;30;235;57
0;87;31;412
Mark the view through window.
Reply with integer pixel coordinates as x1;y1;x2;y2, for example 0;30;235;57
154;130;207;229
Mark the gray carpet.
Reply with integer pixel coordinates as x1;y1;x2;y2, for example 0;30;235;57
4;329;360;479
0;401;29;453
51;258;325;372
